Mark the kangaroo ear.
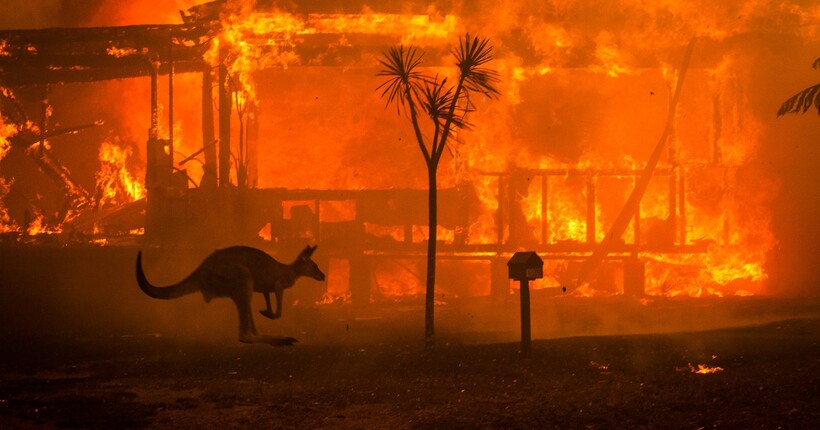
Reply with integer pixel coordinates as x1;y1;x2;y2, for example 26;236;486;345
301;245;316;258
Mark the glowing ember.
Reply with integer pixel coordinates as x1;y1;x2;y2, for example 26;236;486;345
589;361;610;371
688;363;724;374
105;46;138;58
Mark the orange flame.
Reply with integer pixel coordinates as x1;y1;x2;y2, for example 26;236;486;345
1;104;19;233
95;138;146;208
317;258;352;305
105;46;138;58
10;0;806;301
26;210;60;235
0;178;17;233
688;363;724;374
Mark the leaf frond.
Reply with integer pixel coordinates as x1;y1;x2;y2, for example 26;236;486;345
375;45;426;114
452;34;501;98
777;84;820;116
421;75;471;130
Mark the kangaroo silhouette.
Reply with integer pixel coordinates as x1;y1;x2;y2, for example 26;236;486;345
136;245;325;345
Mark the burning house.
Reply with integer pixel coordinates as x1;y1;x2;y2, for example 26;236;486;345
0;0;817;311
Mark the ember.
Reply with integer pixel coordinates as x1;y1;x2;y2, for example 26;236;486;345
688;363;725;375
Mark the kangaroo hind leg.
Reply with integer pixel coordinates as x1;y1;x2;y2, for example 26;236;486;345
228;269;296;346
221;267;258;343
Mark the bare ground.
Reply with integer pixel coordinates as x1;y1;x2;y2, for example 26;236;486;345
1;317;818;429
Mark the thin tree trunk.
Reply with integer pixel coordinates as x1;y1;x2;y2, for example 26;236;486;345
425;163;437;349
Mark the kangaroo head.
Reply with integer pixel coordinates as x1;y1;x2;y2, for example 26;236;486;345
296;245;326;281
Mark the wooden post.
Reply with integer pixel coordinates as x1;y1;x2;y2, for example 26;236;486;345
586;176;596;244
218;62;231;188
508;252;542;357
633;193;641;256
669;170;677;245
168;32;174;164
496;175;505;245
678;167;686;245
147;58;159;187
149;58;158;141
541;175;548;245
246;104;259;188
519;278;531;357
201;67;217;188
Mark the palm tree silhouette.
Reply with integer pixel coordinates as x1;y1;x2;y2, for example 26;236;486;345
377;35;499;348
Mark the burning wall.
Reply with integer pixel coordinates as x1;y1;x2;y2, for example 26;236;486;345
1;0;818;299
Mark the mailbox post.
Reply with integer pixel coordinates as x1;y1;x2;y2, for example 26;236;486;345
507;252;543;357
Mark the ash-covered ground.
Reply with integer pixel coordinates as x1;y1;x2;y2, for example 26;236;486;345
1;318;819;429
1;246;819;428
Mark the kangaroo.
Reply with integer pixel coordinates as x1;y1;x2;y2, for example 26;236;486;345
136;245;326;346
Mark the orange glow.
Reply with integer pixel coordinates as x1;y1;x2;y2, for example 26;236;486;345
26;211;60;235
372;259;424;302
0;178;17;233
689;363;724;374
258;223;271;241
105;46;138;58
95;139;146;208
589;361;610;371
0;109;16;161
3;0;810;301
317;258;352;305
0;102;19;233
308;13;458;45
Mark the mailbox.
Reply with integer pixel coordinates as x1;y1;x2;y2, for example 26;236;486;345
508;251;543;357
507;252;544;281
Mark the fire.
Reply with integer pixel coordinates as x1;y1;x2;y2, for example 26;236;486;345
2;0;812;302
26;210;59;235
0;178;17;233
308;13;458;45
0;112;16;161
317;258;352;305
372;259;424;302
205;9;307;109
95;138;145;208
591;31;632;78
688;363;724;374
105;46;138;58
0;97;19;233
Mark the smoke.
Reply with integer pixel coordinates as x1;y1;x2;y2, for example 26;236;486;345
0;0;202;29
0;0;62;29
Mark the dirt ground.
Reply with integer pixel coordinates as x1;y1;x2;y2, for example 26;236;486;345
0;247;818;428
1;317;818;429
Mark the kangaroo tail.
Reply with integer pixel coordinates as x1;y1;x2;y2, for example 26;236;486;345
136;251;200;300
